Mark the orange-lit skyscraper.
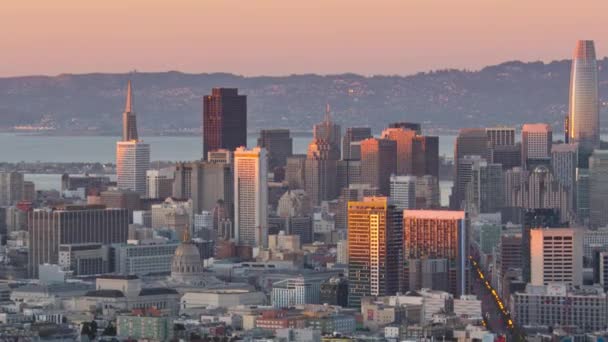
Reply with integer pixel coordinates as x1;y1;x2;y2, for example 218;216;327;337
403;210;468;296
568;40;599;151
116;81;150;195
360;138;397;195
347;197;402;307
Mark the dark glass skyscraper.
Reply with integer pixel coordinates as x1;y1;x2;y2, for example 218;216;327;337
257;129;293;169
203;88;247;159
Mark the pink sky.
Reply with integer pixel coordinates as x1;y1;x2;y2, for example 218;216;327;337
2;0;607;77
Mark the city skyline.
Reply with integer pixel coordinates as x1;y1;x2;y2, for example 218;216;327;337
1;1;607;77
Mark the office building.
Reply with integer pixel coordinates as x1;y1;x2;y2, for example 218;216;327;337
551;144;578;208
589;150;608;228
389;175;416;211
116;81;150;195
336;159;362;191
415;175;440;209
98;189;141;211
511;284;607;334
305;139;339;206
567;40;600;151
403;210;468;296
173;160;233;217
258;129;293;170
389;122;421;134
406;258;450;293
450;129;490;209
58;243;110;276
234;147;268;247
598;251;608;292
151;198;192;238
61;174;111;195
28;205;129;277
521;123;552;167
146;168;174;199
576;168;590;223
271;275;331;308
464;159;504;216
342;127;372;160
381;127;416;175
112;242;180;276
521;208;561;283
412;135;440;178
491;144;522;170
0;172;24;206
530;227;583;286
360;138;397;195
486;127;516;147
313;105;341;156
348;197;402;307
203;88;247;159
335;184;379;231
285;155;307;189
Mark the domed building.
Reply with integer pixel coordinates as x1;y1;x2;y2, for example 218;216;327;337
171;229;204;283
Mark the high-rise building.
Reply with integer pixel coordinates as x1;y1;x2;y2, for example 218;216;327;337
486;127;516;147
450;129;490;209
403;210;468;296
491;144;522;170
146;168;174;199
347;197;402;307
360;138;397;195
116;81;150;195
452;155;485;210
336;159;362;191
412;135;439;178
389;175;416;212
0;172;24;206
234;147;268;247
464;160;504;216
521;123;552;167
28;205;129;277
173;160;233;218
414;175;440;209
589;150;608;228
305;140;339;206
381;127;416;175
551;143;578;207
257;129;293;170
342;127;372;160
285;155;307;189
313;105;342;156
567;40;600;152
530;228;583;286
335;184;379;231
521;208;562;283
203;88;247;159
576;168;590;224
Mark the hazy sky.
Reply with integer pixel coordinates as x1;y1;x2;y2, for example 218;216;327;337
2;0;607;77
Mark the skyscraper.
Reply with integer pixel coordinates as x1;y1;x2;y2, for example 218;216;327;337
589;150;608;228
521;123;552;167
450;129;490;209
203;88;247;159
403;210;468;296
568;40;599;151
389;175;416;212
0;172;24;206
464;159;504;216
412;135;439;178
342;127;372;160
551;143;578;205
234;147;268;247
381;127;416;175
347;197;402;307
257;129;293;170
486;127;516;147
313;104;341;156
116;81;150;195
360;138;397;195
530;227;583;286
305;139;339;206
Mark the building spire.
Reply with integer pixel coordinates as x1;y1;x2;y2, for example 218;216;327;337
122;80;138;141
125;80;133;113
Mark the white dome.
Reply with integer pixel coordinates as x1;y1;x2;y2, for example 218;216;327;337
171;240;203;282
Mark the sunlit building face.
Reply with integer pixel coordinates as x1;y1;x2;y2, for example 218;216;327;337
568;40;599;151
